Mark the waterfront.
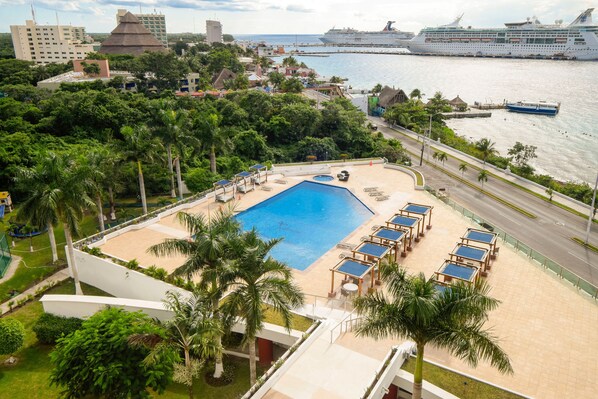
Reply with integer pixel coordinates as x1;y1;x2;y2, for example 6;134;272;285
237;34;598;184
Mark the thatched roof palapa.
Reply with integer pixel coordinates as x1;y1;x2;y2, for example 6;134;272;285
378;86;408;108
449;95;467;106
100;12;166;56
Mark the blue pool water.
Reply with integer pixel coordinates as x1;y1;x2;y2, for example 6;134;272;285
236;181;373;271
313;175;334;182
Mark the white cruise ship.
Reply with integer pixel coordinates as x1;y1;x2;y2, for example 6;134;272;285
398;8;598;60
320;21;414;46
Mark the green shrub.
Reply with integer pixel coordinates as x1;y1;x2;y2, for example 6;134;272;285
0;318;25;355
125;259;139;270
33;313;83;345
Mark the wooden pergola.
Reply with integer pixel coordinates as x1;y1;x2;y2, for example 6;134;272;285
435;259;480;285
461;228;499;259
369;226;409;259
399;203;434;237
385;214;421;249
449;243;490;274
330;258;375;297
351;240;393;284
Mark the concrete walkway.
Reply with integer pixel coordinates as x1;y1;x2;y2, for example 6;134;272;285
0;269;70;315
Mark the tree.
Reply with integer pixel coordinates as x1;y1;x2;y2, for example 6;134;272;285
475;138;498;167
50;308;176;399
121;125;164;215
16;153;95;294
280;77;304;93
282;56;299;67
329;76;343;84
459;162;468;177
478;169;489;189
81;61;101;76
129;291;223;399
129;51;190;92
372;83;383;94
354;264;512;399
223;230;304;384
192;111;226;174
153;100;196;200
545;187;554;202
0;318;25;364
507;141;537;167
149;210;241;379
437;151;448;166
21;223;35;252
267;72;285;90
80;148;109;232
409;88;422;99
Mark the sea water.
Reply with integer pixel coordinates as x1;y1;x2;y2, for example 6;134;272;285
235;34;598;184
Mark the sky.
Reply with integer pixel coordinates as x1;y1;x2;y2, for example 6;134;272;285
0;0;594;35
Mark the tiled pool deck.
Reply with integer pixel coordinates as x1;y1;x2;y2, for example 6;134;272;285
98;164;598;398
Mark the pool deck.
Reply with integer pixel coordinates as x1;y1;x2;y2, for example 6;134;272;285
97;164;598;398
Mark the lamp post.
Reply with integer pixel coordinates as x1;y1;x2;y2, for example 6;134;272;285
419;114;433;166
584;172;598;245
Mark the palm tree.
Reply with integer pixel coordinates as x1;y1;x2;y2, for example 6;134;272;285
475;138;498;167
478;169;489;190
459;162;468;178
192;112;226;174
148;210;241;379
437;151;448;166
80;149;108;232
354;264;512;399
121;125;164;215
432;151;439;163
21;223;35;252
153;101;197;200
222;229;304;385
129;290;223;399
409;88;422;100
16;153;95;294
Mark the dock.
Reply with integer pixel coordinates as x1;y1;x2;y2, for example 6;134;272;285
441;111;492;119
471;102;506;110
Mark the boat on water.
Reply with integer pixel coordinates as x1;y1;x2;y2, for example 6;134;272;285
398;8;598;60
320;21;414;46
506;101;561;115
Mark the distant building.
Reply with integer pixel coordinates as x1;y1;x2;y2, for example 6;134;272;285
100;12;166;56
116;9;167;47
212;68;236;90
10;20;95;65
206;20;223;44
378;86;408;109
449;95;468;111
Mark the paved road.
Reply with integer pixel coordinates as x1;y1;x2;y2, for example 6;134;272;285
369;117;598;287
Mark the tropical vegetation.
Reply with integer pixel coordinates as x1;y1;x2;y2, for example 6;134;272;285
354;262;512;399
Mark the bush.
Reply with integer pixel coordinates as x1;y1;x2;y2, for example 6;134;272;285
0;318;25;355
33;313;83;345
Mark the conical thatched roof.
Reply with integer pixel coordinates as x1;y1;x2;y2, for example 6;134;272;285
100;12;166;56
449;95;467;106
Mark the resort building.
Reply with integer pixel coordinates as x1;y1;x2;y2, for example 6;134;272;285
100;12;167;56
206;20;223;44
10;20;95;65
116;9;168;47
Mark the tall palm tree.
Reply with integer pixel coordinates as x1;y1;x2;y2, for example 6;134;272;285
478;169;489;190
354;264;512;399
121;125;164;215
192;112;226;174
148;210;241;378
16;153;95;294
437;151;448;166
222;229;304;385
80;149;108;232
475;138;498;167
409;88;422;100
129;290;223;399
459;162;468;178
153;100;196;200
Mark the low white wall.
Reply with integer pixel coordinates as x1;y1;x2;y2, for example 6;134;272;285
384;164;426;190
394;371;460;399
41;294;173;320
366;342;416;399
272;158;385;177
232;320;302;347
72;249;189;301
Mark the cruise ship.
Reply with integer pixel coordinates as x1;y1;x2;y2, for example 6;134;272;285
320;21;414;46
398;8;598;60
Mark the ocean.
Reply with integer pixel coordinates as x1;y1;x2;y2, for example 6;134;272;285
235;34;598;184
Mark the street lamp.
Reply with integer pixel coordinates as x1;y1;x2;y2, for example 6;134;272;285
419;114;433;166
584;172;598;245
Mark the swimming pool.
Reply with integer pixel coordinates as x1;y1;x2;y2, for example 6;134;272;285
236;181;373;271
313;175;334;182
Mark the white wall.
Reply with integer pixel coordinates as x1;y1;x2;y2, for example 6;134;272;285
72;249;189;301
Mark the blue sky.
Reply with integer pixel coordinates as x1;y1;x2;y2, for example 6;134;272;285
0;1;593;34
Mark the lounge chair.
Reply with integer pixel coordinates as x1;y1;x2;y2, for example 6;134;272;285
375;195;390;201
261;185;273;191
338;252;352;259
364;187;379;192
238;184;254;193
336;242;356;250
369;191;384;196
275;178;288;184
216;192;234;203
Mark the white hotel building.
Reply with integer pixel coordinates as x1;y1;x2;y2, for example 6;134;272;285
10;20;95;65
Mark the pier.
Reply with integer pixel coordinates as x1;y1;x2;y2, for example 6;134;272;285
471;102;506;110
441;111;492;119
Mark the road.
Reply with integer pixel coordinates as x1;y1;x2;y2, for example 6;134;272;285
369;117;598;287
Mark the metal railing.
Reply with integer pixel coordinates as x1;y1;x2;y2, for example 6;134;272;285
425;186;598;300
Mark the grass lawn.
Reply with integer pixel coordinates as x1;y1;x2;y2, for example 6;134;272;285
264;305;313;332
401;358;525;399
0;280;266;399
0;213;98;302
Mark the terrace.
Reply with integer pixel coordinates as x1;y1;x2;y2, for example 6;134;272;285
84;163;597;398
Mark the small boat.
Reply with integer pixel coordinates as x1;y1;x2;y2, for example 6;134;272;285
506;101;561;115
